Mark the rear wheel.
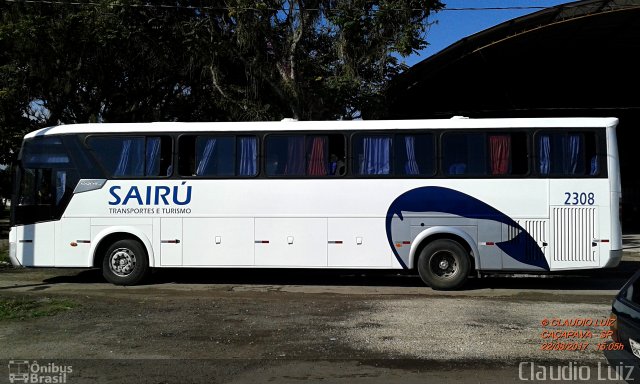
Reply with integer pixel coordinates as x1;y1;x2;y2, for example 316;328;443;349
102;239;149;285
417;239;470;290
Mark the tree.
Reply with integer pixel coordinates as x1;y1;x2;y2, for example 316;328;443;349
0;167;10;209
0;0;443;164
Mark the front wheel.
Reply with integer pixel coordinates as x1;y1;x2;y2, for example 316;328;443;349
102;239;149;285
417;239;470;290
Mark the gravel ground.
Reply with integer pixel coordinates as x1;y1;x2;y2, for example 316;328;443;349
338;298;609;361
1;262;639;383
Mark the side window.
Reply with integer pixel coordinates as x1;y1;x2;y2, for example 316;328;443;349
87;136;172;177
196;136;235;176
536;132;598;176
178;135;258;177
265;134;345;177
442;132;528;177
442;133;486;176
394;134;435;176
487;132;528;176
353;134;392;176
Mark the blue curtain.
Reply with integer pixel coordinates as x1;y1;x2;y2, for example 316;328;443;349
404;136;420;175
284;136;305;175
360;137;391;175
539;135;550;175
55;171;66;204
590;156;599;175
238;137;257;176
196;138;217;176
115;138;145;176
565;134;581;175
145;137;161;176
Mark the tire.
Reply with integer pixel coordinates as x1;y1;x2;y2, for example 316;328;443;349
102;239;150;285
417;239;470;290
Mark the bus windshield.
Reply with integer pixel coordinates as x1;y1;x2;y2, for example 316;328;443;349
12;136;79;225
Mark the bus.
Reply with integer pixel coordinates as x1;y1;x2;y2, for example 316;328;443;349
8;117;622;290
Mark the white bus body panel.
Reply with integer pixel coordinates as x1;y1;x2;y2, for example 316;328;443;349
328;218;392;267
55;218;91;266
14;222;55;267
160;218;182;266
548;179;611;269
183;218;254;266
13;176;616;272
255;218;327;267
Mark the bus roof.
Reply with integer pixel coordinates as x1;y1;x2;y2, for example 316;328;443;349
24;117;619;139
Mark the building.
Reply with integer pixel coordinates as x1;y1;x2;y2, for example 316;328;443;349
386;0;640;230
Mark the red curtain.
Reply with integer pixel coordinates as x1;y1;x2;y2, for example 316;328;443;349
490;135;511;175
307;136;327;176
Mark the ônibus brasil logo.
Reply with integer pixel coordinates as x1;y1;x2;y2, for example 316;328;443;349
7;360;72;383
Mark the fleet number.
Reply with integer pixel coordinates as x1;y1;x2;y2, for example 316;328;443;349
564;192;595;205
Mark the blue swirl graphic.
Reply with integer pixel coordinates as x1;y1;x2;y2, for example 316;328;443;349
385;186;549;270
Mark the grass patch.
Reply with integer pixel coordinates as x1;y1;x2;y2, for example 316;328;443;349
0;297;76;321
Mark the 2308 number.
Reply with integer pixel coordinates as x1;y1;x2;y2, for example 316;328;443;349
564;192;595;205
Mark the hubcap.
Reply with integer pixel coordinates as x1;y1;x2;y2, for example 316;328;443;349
430;250;458;279
109;248;137;277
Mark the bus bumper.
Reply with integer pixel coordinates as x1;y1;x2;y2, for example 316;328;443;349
8;227;22;267
604;250;623;268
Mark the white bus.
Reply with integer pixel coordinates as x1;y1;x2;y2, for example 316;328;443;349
8;117;622;289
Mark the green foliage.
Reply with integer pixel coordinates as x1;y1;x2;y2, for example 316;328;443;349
0;167;10;202
0;0;443;163
0;297;77;321
0;248;8;264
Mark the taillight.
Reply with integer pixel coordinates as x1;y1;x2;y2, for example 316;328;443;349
610;312;619;342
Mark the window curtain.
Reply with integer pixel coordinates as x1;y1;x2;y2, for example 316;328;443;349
115;138;145;176
489;135;511;175
307;137;327;176
564;134;581;175
539;135;550;175
360;137;391;175
196;138;217;176
284;136;305;175
590;156;599;175
238;137;257;176
55;171;66;205
404;136;420;175
145;137;161;176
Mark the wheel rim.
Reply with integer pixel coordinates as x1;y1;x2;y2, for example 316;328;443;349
109;248;137;277
430;250;458;279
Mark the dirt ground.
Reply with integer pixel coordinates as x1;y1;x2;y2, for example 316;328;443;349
2;260;640;383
